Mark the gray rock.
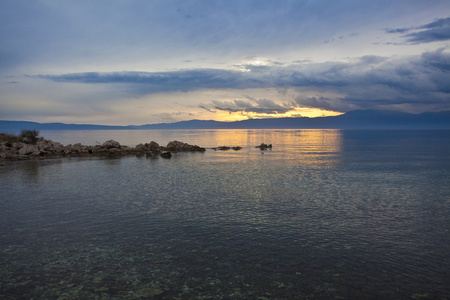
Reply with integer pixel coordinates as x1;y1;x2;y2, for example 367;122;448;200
102;140;121;149
134;141;161;154
165;140;205;152
18;144;38;155
147;141;161;152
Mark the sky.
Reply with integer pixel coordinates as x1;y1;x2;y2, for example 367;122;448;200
1;0;450;125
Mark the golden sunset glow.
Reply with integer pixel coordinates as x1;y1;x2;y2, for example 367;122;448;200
213;107;343;122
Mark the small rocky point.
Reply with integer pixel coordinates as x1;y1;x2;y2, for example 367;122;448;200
0;134;205;161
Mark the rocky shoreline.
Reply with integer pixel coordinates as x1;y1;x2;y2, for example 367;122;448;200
0;138;206;161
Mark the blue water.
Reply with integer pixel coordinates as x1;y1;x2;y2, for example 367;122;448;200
1;129;449;299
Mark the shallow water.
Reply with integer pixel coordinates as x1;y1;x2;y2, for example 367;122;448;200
1;129;449;299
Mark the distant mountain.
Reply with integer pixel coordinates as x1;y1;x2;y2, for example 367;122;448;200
1;110;450;132
0;121;131;132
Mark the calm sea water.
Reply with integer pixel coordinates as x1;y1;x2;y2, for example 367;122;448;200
1;129;449;299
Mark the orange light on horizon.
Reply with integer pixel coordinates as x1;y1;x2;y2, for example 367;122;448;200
212;107;343;122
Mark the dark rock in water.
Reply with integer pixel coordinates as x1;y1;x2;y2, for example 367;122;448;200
212;145;241;151
147;141;161;152
256;143;272;149
160;151;172;158
217;146;231;150
135;141;162;157
145;152;158;158
164;140;205;152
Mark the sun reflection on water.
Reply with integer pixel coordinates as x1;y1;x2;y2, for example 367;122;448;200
199;129;343;169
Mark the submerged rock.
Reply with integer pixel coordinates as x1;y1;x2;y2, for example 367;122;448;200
136;287;163;298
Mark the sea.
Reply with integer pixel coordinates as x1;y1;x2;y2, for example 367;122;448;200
1;129;449;299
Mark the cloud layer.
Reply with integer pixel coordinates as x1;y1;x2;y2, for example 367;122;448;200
33;49;450;115
1;0;450;124
386;17;450;44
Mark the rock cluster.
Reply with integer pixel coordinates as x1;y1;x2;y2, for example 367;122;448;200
0;138;205;161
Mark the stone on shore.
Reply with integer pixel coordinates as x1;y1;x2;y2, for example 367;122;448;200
18;144;38;155
102;140;121;149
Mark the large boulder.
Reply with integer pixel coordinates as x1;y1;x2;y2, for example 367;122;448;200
147;141;161;152
135;141;161;153
165;141;205;152
102;140;121;149
18;144;38;155
37;140;64;152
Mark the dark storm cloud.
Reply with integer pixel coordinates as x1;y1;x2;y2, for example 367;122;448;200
386;17;450;44
211;98;292;115
35;49;450;112
34;69;264;93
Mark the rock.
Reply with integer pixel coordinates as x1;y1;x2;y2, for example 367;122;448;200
147;141;161;152
213;145;241;151
256;143;272;149
37;140;48;151
135;143;146;152
160;151;172;158
21;137;33;144
165;140;205;152
165;140;187;151
135;141;161;153
102;140;121;149
39;140;64;153
18;144;38;155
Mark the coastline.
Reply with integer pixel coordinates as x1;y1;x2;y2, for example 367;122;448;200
0;137;205;162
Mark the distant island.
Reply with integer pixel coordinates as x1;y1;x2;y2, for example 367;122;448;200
1;110;450;132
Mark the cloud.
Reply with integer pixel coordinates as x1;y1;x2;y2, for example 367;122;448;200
34;69;264;94
199;105;216;113
148;111;196;123
386;17;450;44
31;49;450;114
210;98;292;115
293;96;352;112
